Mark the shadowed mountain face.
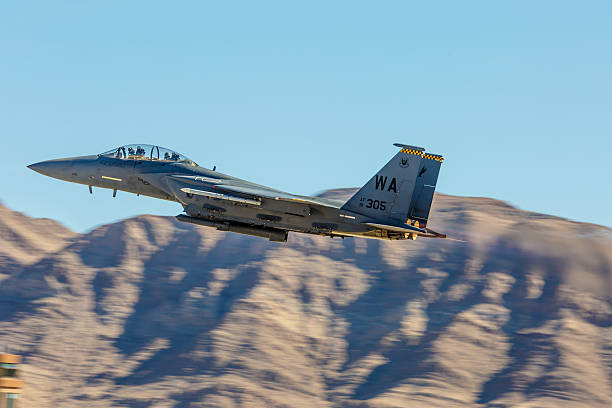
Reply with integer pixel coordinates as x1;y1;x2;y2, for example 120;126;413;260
0;191;610;407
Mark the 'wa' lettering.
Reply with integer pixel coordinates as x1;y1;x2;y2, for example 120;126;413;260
375;175;398;193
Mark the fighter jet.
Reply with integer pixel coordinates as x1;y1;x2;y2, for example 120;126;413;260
28;143;446;242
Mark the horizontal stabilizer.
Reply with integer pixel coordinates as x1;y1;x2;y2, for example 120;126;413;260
364;222;447;239
363;222;426;234
424;228;446;238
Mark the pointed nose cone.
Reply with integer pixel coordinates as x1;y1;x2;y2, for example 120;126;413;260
27;161;47;174
27;158;74;180
28;155;98;181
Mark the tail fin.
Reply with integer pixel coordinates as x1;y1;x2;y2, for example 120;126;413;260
408;152;444;227
342;143;444;227
342;143;425;221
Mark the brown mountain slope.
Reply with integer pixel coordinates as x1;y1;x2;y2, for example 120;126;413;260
0;192;610;407
0;204;76;268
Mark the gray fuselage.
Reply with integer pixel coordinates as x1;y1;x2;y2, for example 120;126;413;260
28;154;386;241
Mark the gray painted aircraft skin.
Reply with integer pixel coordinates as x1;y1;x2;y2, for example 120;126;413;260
28;143;446;242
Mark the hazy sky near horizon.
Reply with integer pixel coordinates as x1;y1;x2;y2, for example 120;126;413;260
1;1;611;232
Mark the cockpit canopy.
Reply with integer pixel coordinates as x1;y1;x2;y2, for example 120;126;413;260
100;144;197;166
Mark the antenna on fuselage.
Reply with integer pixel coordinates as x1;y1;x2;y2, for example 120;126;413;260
212;165;216;171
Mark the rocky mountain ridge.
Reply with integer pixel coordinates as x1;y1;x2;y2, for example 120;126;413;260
0;191;610;407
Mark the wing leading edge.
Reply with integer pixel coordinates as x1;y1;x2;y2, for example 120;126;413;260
168;174;342;208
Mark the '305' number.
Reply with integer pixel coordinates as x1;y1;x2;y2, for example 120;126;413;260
366;199;386;210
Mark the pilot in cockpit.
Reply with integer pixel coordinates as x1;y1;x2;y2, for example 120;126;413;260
136;146;146;156
171;152;180;161
164;152;171;160
128;147;135;156
115;147;127;159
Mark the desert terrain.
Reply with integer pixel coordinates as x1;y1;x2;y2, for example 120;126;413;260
0;190;610;407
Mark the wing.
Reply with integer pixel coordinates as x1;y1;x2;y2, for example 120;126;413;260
165;174;342;209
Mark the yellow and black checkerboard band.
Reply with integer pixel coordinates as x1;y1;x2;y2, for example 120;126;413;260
400;148;423;156
423;153;444;163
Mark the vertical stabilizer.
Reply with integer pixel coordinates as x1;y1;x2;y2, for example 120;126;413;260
342;144;425;222
408;153;444;227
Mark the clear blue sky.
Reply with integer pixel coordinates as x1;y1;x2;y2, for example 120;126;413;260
1;1;611;232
